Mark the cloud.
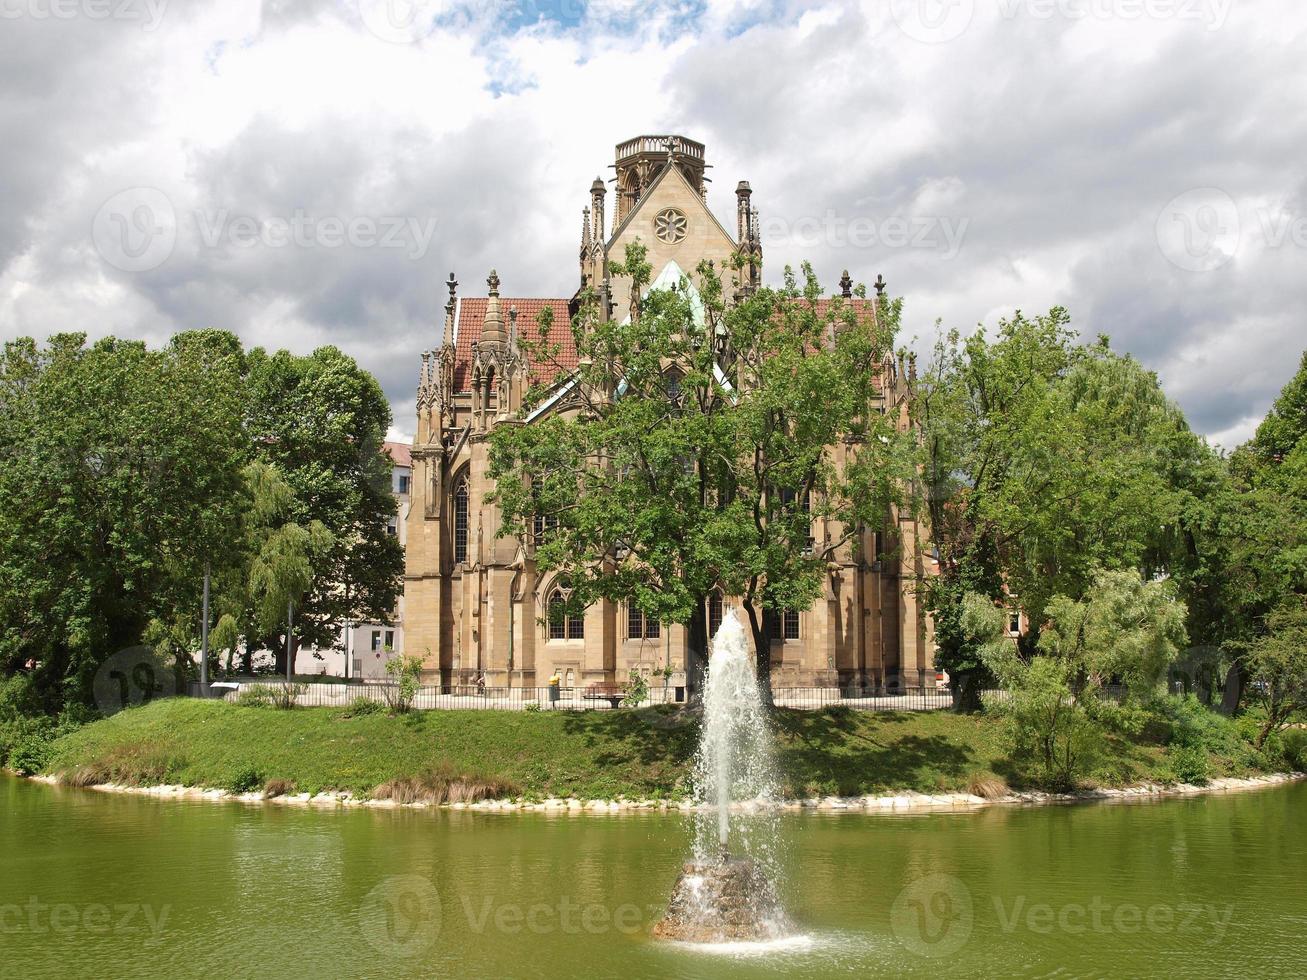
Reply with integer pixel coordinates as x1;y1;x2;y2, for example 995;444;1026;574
1;0;1304;448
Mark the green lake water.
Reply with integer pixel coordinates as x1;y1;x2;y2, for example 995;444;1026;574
2;774;1304;978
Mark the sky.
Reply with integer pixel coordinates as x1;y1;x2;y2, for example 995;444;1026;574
1;0;1304;448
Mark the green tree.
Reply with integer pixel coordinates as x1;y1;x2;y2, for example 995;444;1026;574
490;244;912;698
1038;568;1188;699
916;311;1214;703
216;462;336;674
969;593;1099;789
1209;351;1307;711
0;332;248;709
243;347;403;672
0;333;403;703
1245;599;1307;748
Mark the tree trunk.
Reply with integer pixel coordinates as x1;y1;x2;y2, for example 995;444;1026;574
1220;662;1247;715
686;600;709;700
1255;716;1275;750
951;671;983;713
741;600;774;708
241;640;253;676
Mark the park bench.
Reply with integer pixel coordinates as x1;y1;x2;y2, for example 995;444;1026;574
582;683;627;708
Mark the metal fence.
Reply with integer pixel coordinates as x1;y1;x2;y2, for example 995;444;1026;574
191;679;1010;713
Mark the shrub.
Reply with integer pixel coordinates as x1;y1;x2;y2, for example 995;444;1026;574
1168;743;1210;785
623;670;649;707
384;655;424;713
1084;698;1150;738
342;696;383;717
6;724;55;775
227;764;263;794
1278;729;1307;772
273;683;307;709
0;710;92;776
524;701;542;713
237;684;276;708
1154;695;1245;757
237;683;306;709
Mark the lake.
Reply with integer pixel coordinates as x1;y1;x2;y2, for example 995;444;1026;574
2;775;1304;978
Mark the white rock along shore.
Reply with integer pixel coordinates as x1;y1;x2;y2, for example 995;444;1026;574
27;770;1304;813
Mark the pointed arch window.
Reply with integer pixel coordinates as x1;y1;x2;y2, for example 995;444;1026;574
708;591;724;637
548;591;566;640
548;587;584;641
453;475;469;564
664;367;684;408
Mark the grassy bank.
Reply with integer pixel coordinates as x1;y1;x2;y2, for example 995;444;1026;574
32;696;1282;802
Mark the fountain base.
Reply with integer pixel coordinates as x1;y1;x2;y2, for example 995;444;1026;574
653;857;788;943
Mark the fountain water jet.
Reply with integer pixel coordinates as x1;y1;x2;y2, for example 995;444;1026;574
653;609;789;943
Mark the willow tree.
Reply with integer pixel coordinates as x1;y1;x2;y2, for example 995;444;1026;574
488;243;913;698
210;461;335;677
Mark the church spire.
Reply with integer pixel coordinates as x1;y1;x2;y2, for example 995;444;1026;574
590;177;606;244
481;269;506;346
442;272;458;347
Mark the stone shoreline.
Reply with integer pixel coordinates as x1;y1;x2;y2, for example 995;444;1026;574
28;771;1304;813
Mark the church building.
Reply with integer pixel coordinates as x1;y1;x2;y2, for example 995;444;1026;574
403;136;932;693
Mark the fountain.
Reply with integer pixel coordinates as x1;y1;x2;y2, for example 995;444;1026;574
653;609;789;943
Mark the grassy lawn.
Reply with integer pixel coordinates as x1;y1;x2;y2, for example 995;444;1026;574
38;697;1269;801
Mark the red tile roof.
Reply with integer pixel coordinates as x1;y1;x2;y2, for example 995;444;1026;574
453;298;576;392
810;297;879;327
451;296;876;393
383;441;412;467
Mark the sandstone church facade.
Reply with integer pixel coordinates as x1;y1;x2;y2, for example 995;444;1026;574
403;135;932;693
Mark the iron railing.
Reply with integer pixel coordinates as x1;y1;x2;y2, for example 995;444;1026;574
190;680;1007;713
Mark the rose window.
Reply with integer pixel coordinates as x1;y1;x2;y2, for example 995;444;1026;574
655;208;688;244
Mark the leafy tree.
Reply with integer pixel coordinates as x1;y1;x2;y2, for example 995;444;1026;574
970;593;1099;789
916;311;1214;704
0;332;248;709
490;244;912;698
384;654;424;713
1004;657;1101;790
0;332;403;704
1037;568;1188;699
243;347;402;672
1245;600;1307;747
208;462;335;675
1209;351;1307;710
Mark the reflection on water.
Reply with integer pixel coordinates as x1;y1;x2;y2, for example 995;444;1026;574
2;775;1305;979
